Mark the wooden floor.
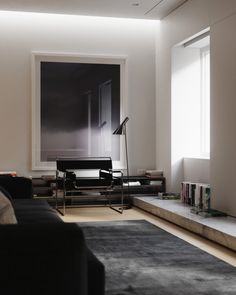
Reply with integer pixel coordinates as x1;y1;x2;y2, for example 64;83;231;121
60;205;236;267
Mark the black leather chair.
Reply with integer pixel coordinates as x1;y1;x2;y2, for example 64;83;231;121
55;157;124;215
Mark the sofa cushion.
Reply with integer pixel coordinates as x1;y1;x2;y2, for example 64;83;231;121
0;176;33;199
13;199;62;224
0;191;17;224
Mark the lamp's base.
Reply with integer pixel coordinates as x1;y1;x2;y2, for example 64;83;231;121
122;204;132;210
109;204;132;214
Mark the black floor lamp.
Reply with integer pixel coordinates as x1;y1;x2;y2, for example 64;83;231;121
113;116;132;211
113;116;129;182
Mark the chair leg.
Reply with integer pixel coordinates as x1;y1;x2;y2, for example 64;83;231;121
109;187;124;214
55;173;66;216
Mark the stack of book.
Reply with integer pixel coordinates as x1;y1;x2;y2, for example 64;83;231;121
145;170;163;177
181;181;227;217
0;171;17;177
181;181;211;211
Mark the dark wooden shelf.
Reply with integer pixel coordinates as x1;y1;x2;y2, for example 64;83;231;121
32;175;166;198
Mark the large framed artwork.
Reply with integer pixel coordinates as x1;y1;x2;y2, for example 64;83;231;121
32;52;127;170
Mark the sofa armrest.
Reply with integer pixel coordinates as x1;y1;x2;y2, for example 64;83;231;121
0;223;89;295
0;176;33;199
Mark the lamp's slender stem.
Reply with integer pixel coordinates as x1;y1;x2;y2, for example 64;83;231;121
124;125;129;187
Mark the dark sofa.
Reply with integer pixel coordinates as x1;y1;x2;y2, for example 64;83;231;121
0;176;105;295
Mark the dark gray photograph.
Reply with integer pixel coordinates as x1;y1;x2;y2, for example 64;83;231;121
40;61;120;162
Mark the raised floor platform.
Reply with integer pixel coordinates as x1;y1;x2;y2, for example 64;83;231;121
133;196;236;252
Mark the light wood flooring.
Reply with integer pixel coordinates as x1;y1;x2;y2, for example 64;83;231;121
59;205;236;267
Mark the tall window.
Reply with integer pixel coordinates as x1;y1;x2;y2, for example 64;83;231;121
172;32;210;161
200;46;210;157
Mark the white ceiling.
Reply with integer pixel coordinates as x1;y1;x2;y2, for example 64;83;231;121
0;0;187;20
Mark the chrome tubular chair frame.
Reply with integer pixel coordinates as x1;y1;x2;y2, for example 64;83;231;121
55;157;124;215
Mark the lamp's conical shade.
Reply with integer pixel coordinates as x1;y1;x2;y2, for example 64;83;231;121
113;117;129;135
113;124;123;135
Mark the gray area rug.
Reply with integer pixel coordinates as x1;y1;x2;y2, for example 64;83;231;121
79;220;236;295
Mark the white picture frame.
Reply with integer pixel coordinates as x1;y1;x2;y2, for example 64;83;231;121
31;51;127;171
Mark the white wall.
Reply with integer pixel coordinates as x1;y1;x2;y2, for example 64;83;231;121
0;11;157;177
210;6;236;216
157;0;236;216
